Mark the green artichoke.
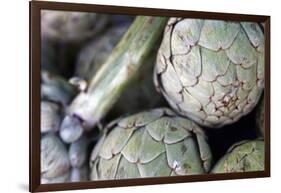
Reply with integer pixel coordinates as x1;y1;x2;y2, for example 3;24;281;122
41;101;61;133
41;10;108;43
154;18;264;128
41;134;70;181
90;108;212;180
41;70;78;106
211;140;264;173
41;170;70;184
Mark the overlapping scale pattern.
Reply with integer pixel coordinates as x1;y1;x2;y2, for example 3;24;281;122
154;18;264;127
211;140;264;173
41;134;70;179
90;108;212;180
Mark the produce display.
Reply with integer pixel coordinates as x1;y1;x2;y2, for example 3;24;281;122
40;11;266;184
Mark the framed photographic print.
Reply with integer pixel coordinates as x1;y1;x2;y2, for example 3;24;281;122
30;0;270;192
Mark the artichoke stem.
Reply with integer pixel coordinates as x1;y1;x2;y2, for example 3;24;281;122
67;16;168;128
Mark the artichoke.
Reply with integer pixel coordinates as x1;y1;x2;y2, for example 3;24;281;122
41;10;108;43
41;101;61;133
41;171;70;184
154;18;264;128
90;108;212;180
41;70;78;106
211;140;264;173
41;134;70;180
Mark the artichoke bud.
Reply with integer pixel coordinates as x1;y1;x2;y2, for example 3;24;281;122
41;170;70;184
41;10;109;43
41;134;70;179
40;101;61;133
154;18;265;128
211;140;264;173
90;108;212;180
41;70;78;106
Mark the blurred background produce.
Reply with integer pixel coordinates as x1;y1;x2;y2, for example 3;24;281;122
41;134;70;183
40;11;135;183
40;10;266;184
41;10;109;77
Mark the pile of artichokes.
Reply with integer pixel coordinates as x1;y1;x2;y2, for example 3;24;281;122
40;11;265;184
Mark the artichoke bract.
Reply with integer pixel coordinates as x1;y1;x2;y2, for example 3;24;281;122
90;108;212;180
41;101;61;133
41;10;108;43
41;70;78;106
41;171;70;184
211;140;264;173
154;18;265;128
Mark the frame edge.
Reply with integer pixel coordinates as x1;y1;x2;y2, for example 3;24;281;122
29;1;271;192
